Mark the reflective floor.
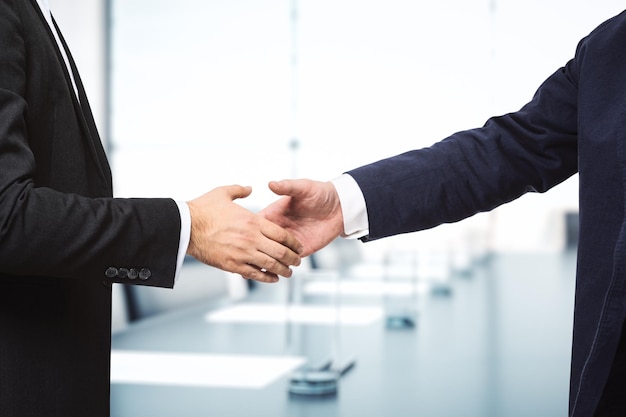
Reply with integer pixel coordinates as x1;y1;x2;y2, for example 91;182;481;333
111;251;576;417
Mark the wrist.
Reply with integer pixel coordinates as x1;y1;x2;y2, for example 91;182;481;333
330;176;369;238
185;201;201;259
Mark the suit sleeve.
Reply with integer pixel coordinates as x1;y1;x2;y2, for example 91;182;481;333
0;0;180;288
348;49;580;241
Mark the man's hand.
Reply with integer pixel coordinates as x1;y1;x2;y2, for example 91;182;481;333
259;179;344;257
186;185;303;283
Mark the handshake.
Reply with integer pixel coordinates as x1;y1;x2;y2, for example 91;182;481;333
185;179;344;283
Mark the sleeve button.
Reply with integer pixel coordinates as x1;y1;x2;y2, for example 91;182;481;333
128;268;139;280
105;267;118;278
139;268;152;280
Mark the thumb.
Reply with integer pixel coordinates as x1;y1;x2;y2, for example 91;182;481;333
223;184;253;201
268;179;310;198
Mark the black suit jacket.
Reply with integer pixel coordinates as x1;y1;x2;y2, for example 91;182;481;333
0;1;181;416
348;10;626;417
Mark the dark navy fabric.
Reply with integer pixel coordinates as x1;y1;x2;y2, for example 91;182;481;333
348;10;626;417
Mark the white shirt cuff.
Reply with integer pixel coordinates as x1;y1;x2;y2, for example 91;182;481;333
331;174;369;239
175;200;191;281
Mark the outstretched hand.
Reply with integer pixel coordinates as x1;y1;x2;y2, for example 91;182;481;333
259;179;345;257
186;185;303;283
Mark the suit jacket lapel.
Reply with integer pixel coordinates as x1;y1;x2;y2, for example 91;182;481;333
51;16;113;194
29;0;113;195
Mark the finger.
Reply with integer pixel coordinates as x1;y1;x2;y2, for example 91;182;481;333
261;218;304;256
238;264;280;283
258;244;297;276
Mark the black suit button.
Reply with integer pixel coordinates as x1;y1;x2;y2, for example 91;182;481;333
139;268;152;280
118;268;129;278
105;267;118;278
128;268;138;280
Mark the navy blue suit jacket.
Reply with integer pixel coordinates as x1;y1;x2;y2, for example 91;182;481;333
348;10;626;417
0;1;181;415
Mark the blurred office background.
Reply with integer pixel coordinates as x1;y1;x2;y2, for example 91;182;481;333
50;1;624;416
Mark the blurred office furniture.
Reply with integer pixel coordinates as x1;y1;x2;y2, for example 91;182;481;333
565;211;579;250
309;238;364;275
111;283;129;333
286;242;359;396
285;269;346;397
111;251;575;417
382;250;420;329
304;239;435;330
419;248;455;297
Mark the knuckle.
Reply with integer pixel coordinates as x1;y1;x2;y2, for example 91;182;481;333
277;228;289;242
275;246;289;259
265;258;279;271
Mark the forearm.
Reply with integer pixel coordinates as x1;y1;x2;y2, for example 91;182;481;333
0;182;181;288
349;64;580;241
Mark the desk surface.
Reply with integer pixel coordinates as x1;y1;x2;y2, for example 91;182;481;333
111;252;576;417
